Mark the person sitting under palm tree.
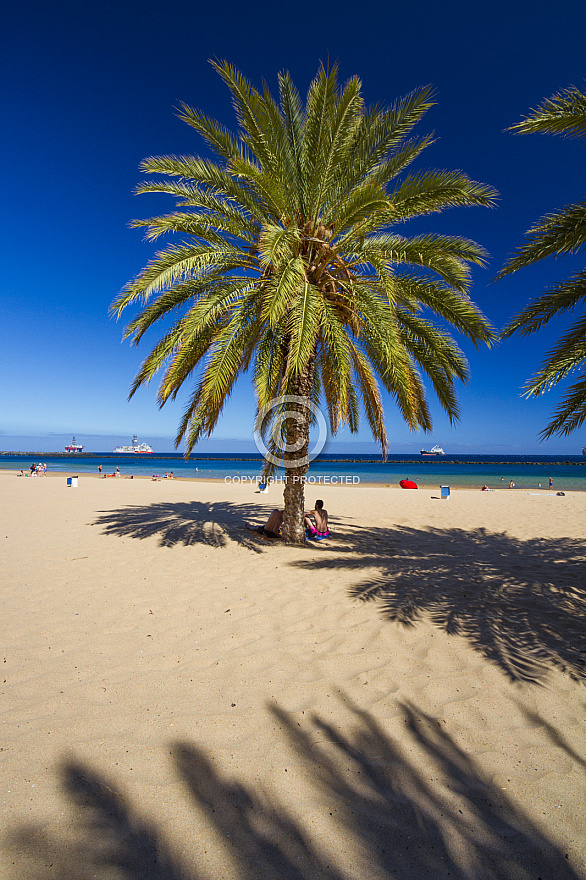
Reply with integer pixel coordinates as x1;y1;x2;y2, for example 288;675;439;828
304;500;330;538
246;509;284;539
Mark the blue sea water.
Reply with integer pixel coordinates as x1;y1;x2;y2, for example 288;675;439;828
2;451;586;491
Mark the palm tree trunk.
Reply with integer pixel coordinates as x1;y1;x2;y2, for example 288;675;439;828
281;354;316;545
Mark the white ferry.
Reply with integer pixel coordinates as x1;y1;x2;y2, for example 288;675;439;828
420;445;445;456
114;435;153;454
65;436;83;452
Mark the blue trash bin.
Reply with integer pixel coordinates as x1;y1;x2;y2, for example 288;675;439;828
440;485;450;500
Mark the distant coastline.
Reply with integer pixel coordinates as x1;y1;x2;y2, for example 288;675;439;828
1;451;585;466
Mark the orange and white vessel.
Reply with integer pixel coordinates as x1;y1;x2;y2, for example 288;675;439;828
65;436;83;452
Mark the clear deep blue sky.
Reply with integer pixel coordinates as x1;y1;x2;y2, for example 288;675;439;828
2;0;585;454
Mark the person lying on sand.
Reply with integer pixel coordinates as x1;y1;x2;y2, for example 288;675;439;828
304;500;330;537
245;508;283;539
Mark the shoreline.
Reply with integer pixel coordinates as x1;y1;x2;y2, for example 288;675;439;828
2;469;580;492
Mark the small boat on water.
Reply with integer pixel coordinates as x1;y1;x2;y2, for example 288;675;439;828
421;445;445;456
65;436;83;452
114;435;153;454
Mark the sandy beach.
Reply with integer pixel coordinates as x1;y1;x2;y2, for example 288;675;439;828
1;471;585;879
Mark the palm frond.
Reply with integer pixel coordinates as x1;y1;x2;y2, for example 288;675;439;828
393;273;495;345
343;86;436;194
537;374;586;439
254;327;287;408
139;155;269;221
257;224;300;268
123;274;235;344
130;212;254;245
364;134;436;191
310;74;363;220
523;316;586;395
176;103;248;162
260;257;305;325
510;85;586;140
498;86;586;438
389;170;498;220
210;60;278;174
285;282;322;375
278;71;305;214
496;200;586;277
354;233;486;294
349;344;388;455
113;242;252;314
501;270;586;338
133;183;259;231
302;64;340;219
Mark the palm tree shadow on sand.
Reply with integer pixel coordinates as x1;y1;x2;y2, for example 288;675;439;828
3;696;583;879
290;523;586;684
93;500;277;551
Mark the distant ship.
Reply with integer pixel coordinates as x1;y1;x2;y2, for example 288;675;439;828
65;436;83;452
421;445;445;456
583;444;586;456
114;435;153;454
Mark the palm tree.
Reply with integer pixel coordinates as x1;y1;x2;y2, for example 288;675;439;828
112;62;496;543
498;85;586;440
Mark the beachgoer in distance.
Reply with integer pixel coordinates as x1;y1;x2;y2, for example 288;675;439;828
549;477;553;488
305;500;329;536
509;480;515;489
115;466;120;477
98;464;102;474
481;484;488;491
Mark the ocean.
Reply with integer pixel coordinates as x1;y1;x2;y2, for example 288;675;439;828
2;452;586;491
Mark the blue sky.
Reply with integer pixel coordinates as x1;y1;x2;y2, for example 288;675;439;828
1;0;585;454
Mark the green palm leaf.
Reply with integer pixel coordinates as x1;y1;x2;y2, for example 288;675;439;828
509;86;586;139
498;85;586;439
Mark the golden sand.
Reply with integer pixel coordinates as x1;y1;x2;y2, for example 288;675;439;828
1;472;585;878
